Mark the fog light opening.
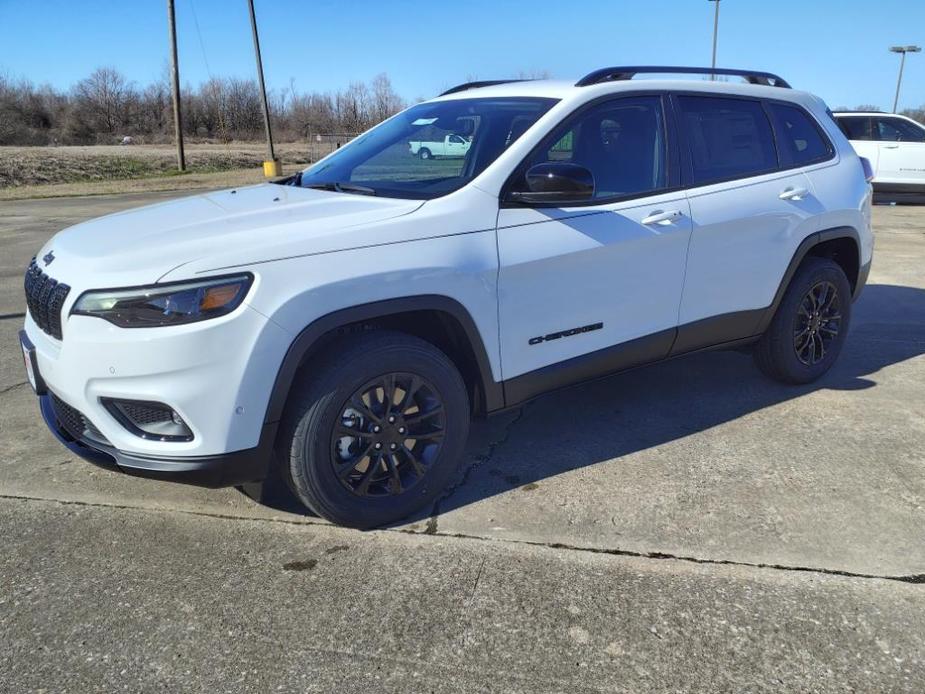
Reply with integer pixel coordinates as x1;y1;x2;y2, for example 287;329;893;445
101;398;194;442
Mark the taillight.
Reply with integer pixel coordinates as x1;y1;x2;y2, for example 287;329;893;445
860;157;875;183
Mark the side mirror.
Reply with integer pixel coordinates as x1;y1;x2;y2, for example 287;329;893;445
509;162;595;204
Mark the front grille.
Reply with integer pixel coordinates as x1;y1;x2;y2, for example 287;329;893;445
50;393;109;445
24;259;70;340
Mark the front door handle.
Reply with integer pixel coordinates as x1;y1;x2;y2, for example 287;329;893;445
779;186;809;201
882;144;900;149
641;209;683;225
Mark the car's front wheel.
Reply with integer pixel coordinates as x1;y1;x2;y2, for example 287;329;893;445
279;331;470;528
754;256;852;384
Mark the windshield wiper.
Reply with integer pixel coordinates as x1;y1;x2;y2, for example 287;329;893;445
305;181;377;196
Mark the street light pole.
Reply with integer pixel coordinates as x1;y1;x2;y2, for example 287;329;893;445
247;0;280;177
709;0;721;78
890;45;921;113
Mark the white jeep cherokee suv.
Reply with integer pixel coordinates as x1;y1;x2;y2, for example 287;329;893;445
21;66;873;528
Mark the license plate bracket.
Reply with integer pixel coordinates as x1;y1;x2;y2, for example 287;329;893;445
19;330;47;396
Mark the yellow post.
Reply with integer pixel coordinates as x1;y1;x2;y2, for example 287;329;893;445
263;159;282;177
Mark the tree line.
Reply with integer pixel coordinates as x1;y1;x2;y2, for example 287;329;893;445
2;67;923;147
0;67;407;145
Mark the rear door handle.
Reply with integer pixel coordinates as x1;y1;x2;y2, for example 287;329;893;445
641;209;683;225
882;144;900;149
779;186;809;201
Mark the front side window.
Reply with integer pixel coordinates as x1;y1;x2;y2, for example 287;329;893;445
512;95;667;200
297;97;557;199
873;116;925;143
836;116;873;141
768;103;833;167
677;95;778;185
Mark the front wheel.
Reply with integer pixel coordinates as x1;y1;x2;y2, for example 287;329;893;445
754;257;852;384
279;331;470;528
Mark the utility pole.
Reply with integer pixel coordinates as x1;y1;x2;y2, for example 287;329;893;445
890;45;921;113
167;0;185;171
247;0;280;177
709;0;721;79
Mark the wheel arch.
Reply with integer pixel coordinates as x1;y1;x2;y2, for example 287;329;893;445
756;226;863;335
263;295;503;426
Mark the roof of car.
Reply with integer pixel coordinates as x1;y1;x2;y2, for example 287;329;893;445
832;111;889;116
431;77;819;109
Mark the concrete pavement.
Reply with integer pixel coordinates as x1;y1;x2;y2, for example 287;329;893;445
1;192;924;691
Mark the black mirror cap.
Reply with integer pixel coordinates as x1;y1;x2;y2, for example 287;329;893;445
511;162;595;204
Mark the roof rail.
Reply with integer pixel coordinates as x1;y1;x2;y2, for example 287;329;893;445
575;66;791;89
439;79;529;96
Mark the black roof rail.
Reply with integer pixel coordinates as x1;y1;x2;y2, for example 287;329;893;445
439;79;530;96
575;66;791;89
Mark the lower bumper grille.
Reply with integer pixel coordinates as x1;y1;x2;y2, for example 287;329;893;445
50;393;109;445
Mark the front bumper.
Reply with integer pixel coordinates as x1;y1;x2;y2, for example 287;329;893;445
40;393;277;487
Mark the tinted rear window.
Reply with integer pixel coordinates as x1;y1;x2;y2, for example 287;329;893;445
768;103;833;166
677;96;778;185
836;116;873;140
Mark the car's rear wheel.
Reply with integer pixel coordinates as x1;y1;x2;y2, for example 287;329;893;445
279;331;469;528
419;148;432;160
754;257;852;384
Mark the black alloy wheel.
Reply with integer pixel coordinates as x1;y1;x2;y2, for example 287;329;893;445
279;330;469;529
754;256;852;384
331;373;446;497
793;280;842;366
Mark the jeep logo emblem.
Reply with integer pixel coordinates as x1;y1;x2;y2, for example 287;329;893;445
42;251;55;266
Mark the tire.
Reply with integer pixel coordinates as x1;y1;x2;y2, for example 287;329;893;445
278;331;470;529
419;148;432;160
754;257;852;384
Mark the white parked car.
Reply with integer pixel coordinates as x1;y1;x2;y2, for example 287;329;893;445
408;133;472;159
832;111;925;200
21;66;873;528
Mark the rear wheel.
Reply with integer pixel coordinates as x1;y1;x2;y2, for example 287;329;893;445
419;148;432;160
754;257;852;384
279;331;469;528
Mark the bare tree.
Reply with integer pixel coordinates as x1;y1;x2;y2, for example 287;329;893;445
72;67;135;135
371;73;405;123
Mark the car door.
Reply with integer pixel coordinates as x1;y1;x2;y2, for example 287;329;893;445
871;115;925;186
673;94;823;353
496;94;692;393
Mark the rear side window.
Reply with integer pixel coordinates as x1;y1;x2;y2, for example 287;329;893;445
767;103;833;167
873;116;925;143
677;96;777;185
836;116;873;141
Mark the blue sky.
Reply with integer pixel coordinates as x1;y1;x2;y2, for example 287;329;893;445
1;0;923;110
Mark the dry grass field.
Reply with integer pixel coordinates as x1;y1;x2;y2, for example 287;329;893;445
0;142;340;200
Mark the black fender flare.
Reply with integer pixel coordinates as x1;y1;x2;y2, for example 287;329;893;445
263;295;504;424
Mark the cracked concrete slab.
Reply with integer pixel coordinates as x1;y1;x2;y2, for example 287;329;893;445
1;496;923;693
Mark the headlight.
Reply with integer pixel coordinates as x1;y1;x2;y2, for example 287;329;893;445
72;274;253;328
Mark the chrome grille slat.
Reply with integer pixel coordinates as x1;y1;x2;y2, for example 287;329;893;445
23;259;70;340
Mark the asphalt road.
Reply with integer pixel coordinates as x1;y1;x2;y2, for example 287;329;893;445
1;192;924;692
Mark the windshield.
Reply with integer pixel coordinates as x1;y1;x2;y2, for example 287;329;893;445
297;97;558;199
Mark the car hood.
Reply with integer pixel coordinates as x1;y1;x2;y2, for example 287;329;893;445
36;184;424;286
